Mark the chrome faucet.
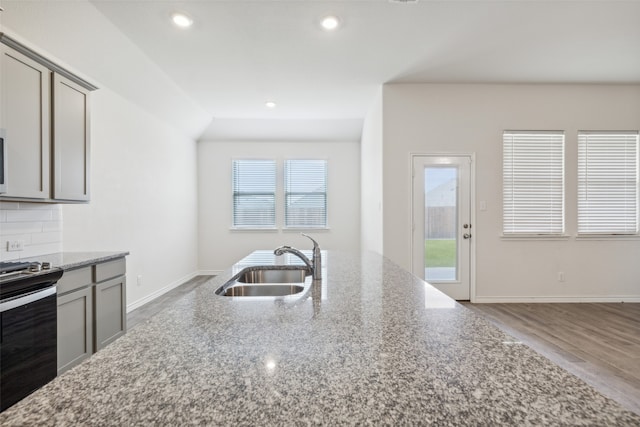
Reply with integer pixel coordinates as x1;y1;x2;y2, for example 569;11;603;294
274;233;322;280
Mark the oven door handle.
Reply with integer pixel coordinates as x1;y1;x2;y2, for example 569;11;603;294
0;286;56;313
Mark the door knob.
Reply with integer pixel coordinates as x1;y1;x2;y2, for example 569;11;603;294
463;233;471;239
463;224;471;229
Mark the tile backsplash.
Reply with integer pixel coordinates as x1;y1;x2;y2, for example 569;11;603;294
0;202;63;261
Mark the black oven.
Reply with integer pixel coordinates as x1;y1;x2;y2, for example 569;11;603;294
0;128;6;194
0;262;63;412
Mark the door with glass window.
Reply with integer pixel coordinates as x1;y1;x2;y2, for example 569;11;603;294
412;156;472;300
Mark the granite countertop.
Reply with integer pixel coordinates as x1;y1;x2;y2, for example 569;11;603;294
1;250;638;425
22;251;130;270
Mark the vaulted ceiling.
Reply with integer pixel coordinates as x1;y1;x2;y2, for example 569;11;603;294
11;1;640;140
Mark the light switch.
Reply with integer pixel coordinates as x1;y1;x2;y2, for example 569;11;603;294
479;201;487;211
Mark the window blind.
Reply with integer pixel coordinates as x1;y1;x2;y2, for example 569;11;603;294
503;131;565;234
232;159;276;228
578;131;639;234
284;160;327;228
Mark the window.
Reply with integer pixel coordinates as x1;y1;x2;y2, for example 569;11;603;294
232;159;276;228
284;160;327;228
231;159;328;229
503;131;565;235
578;131;639;235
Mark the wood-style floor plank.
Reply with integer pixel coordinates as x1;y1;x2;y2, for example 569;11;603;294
463;302;640;415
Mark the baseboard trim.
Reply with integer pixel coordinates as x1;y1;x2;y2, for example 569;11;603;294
127;271;199;313
473;296;640;303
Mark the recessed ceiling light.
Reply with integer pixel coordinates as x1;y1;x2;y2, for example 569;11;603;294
265;101;277;109
320;15;340;31
171;12;193;28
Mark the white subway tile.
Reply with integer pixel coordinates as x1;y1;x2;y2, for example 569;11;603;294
0;204;64;259
42;221;62;232
0;202;20;210
51;207;63;221
30;231;62;245
6;209;53;222
17;202;59;211
20;242;62;259
0;250;21;261
0;222;44;236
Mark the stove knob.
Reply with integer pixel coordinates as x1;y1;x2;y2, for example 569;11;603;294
29;263;42;272
42;262;52;270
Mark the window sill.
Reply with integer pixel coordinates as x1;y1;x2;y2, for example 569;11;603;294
229;227;279;233
500;234;570;241
283;227;330;232
228;227;331;233
575;234;640;241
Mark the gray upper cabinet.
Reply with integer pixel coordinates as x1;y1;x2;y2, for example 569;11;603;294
0;33;96;203
0;44;51;199
52;74;90;201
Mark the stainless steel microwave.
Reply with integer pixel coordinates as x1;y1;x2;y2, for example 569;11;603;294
0;129;6;194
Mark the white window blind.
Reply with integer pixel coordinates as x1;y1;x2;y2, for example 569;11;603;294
232;160;276;228
503;131;565;235
284;160;327;228
578;131;639;234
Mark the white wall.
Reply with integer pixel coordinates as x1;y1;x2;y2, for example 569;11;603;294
360;88;384;254
2;1;202;310
62;88;199;310
198;141;361;272
382;83;640;301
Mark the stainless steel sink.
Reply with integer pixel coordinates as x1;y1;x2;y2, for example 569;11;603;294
238;268;309;284
219;283;305;297
215;266;311;298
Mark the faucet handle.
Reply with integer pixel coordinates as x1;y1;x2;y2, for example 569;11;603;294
301;233;319;249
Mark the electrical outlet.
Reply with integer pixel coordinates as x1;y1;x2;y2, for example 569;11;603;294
137;275;143;287
7;240;24;252
558;272;565;282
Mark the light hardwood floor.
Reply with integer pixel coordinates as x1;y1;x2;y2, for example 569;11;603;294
463;302;640;415
127;276;213;330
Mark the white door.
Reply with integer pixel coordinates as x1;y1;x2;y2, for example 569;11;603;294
412;155;472;300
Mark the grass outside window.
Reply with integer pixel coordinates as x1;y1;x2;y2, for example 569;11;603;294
425;239;456;267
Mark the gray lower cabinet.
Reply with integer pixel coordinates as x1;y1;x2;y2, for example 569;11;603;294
57;287;93;375
94;276;126;351
56;257;126;374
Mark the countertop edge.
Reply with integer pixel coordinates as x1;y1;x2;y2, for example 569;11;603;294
22;251;130;271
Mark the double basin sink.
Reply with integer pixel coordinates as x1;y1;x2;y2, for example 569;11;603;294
216;266;311;297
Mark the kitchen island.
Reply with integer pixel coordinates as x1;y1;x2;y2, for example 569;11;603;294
1;250;638;425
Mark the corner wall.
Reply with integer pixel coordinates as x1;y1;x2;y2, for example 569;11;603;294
360;88;384;254
382;83;640;301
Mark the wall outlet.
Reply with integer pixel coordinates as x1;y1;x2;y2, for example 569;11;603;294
137;275;143;287
558;272;565;282
7;240;25;252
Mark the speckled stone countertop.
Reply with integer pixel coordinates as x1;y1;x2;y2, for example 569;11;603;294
1;250;638;425
21;251;129;270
